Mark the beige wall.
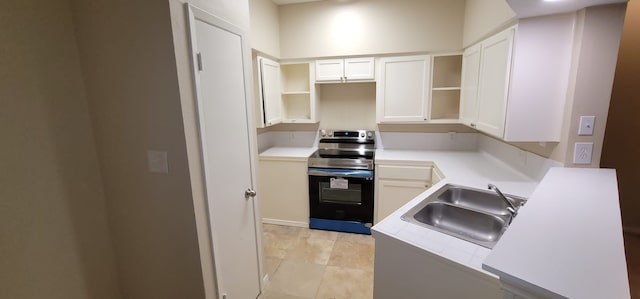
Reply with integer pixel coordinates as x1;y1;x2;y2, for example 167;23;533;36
71;0;207;298
318;83;377;130
278;0;465;59
250;0;281;57
558;4;626;167
0;0;121;298
602;0;640;232
463;0;517;47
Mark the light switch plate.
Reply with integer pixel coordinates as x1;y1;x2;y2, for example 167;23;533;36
578;116;595;136
147;150;168;173
573;142;593;164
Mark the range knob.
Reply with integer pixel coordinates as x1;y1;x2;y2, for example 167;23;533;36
367;131;373;138
328;131;333;137
360;132;365;138
320;130;326;137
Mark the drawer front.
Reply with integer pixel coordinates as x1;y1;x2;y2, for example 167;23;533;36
377;165;432;181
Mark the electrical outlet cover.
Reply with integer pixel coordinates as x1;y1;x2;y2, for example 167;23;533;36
573;142;593;164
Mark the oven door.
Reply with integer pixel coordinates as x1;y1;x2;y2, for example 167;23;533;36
308;168;374;225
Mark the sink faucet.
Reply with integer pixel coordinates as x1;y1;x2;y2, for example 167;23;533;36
488;184;518;217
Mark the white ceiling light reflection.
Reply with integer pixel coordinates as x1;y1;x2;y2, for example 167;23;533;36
330;10;363;51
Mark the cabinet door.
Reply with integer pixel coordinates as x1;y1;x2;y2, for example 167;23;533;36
377;179;429;223
344;57;375;81
258;57;283;126
475;28;514;138
315;59;344;81
377;55;431;123
459;44;481;127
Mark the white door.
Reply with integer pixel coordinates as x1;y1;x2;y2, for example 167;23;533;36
459;43;481;127
187;6;261;299
258;57;283;126
475;28;514;138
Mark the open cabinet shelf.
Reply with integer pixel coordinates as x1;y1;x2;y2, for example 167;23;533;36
430;54;462;121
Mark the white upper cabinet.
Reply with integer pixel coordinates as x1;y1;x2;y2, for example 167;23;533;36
258;57;283;127
315;59;344;81
377;55;431;123
315;57;375;82
459;44;481;127
460;13;574;142
475;27;514;138
459;27;515;138
256;56;318;127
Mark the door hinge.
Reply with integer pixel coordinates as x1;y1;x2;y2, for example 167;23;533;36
196;52;203;71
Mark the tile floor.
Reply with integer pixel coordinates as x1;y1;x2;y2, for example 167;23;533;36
261;224;375;299
260;225;640;299
625;233;640;299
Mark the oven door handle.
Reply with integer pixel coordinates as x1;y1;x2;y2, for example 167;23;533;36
308;168;374;179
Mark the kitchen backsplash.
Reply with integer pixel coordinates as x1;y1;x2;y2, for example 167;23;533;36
257;130;562;181
376;132;477;151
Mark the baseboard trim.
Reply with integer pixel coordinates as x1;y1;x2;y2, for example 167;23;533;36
623;226;640;236
262;218;308;228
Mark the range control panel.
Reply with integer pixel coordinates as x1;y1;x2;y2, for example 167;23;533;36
319;130;374;140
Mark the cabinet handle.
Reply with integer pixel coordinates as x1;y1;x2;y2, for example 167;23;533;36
470;123;476;128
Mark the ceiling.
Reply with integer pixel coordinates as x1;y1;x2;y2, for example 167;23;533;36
507;0;628;18
272;0;629;18
271;0;322;5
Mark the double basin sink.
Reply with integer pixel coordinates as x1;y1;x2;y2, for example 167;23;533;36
401;184;526;249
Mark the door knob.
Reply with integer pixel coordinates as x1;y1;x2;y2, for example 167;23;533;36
245;188;257;199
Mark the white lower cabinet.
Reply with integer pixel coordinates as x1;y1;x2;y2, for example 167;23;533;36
375;164;432;223
373;232;503;299
258;157;309;226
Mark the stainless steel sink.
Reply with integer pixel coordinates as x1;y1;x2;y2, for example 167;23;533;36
411;202;508;248
437;187;526;216
401;184;526;248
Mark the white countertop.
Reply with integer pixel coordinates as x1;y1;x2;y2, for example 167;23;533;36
258;146;316;161
483;167;630;299
376;149;538;196
372;149;538;272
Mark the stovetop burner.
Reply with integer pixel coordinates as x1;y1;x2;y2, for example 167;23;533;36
308;130;375;170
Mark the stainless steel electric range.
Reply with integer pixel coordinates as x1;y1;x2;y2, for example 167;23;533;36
307;129;375;234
